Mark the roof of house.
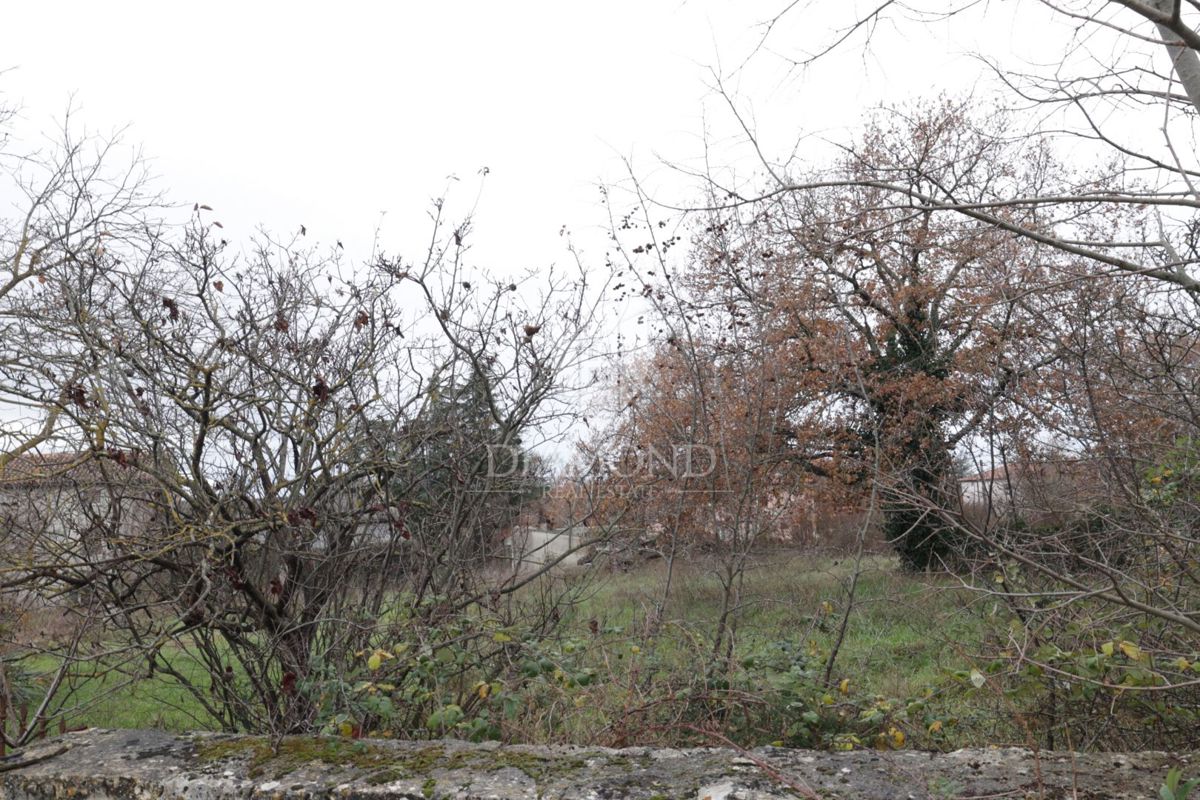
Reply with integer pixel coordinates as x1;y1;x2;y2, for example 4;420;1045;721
0;451;143;488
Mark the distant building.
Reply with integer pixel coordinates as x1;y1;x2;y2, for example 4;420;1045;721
0;451;156;563
498;524;594;571
959;465;1018;511
959;460;1101;523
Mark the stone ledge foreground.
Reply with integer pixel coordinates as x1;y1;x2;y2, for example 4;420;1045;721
0;729;1195;800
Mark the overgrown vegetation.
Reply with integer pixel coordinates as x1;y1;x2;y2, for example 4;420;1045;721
6;0;1200;759
19;552;1175;752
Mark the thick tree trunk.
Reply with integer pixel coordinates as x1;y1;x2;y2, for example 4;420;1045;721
1146;0;1200;114
880;423;961;571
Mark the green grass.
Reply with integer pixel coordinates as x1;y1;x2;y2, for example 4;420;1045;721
20;647;222;732
568;553;983;699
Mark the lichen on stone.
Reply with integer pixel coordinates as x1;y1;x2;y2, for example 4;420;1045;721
0;728;1193;799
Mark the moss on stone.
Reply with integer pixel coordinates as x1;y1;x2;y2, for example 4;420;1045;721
194;735;596;785
363;766;408;785
194;736;400;779
460;749;587;781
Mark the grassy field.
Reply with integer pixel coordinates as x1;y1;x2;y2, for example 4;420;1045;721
522;552;1002;747
575;552;984;698
27;551;1004;747
24;648;221;732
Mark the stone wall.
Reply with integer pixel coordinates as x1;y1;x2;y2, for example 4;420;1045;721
0;728;1194;799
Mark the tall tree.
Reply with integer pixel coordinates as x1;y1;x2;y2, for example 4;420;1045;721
629;101;1103;569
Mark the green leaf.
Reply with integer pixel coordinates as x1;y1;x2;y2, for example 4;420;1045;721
1119;641;1144;662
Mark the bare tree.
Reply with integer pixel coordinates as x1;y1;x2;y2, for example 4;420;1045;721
1;108;161;749
1;103;607;739
741;1;1200;296
1;108;158;467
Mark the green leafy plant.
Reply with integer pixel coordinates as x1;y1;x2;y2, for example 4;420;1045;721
1160;768;1200;800
304;605;603;743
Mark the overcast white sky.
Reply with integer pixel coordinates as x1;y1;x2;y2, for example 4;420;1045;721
1;1;1076;279
1;0;1167;463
